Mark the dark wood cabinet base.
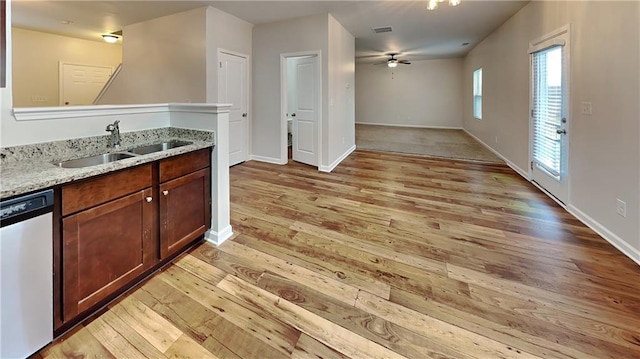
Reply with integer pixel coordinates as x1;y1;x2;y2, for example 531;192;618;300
53;237;205;338
54;148;212;335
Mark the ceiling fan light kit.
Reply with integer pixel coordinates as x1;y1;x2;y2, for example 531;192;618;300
373;53;411;68
428;0;461;11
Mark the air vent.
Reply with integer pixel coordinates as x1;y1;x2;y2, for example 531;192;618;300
372;26;393;34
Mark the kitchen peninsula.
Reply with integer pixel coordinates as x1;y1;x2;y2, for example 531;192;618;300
0;103;232;347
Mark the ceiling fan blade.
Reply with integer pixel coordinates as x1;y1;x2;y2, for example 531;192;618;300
398;60;411;64
356;54;386;60
372;61;387;65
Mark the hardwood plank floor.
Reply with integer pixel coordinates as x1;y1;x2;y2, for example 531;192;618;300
38;150;640;359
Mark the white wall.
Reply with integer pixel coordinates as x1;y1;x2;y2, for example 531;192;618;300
12;27;122;107
327;14;355;168
4;109;170;147
251;13;355;169
205;6;253;103
252;14;328;163
463;1;640;262
356;58;463;128
0;1;168;147
99;7;207;105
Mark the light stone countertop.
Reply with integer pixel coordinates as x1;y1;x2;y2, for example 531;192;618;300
0;127;215;199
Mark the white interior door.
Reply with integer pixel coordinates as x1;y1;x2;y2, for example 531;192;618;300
60;63;112;106
219;52;248;166
292;56;318;166
529;27;569;204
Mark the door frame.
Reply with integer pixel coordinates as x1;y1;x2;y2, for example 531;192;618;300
217;48;251;164
528;25;571;206
280;50;322;168
58;62;113;106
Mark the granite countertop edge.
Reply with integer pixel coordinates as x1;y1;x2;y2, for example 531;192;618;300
0;130;215;199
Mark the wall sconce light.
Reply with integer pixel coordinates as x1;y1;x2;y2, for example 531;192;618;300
102;34;119;43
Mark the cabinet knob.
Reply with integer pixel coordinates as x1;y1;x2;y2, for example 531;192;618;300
162;190;169;196
145;197;153;202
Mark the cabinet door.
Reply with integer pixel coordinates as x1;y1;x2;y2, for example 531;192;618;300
159;168;211;258
62;188;155;320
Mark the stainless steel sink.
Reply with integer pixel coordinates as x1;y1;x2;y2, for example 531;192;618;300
56;152;137;168
128;140;192;155
56;140;193;168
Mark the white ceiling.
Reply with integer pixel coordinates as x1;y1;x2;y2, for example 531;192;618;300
11;0;528;63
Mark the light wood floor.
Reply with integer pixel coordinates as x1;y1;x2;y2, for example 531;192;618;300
355;124;503;163
38;151;640;359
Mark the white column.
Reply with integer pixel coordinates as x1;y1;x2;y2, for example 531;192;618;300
168;103;233;245
206;109;233;244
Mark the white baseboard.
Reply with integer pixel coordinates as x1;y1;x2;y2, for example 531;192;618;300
205;225;233;246
250;154;285;165
319;145;356;173
568;205;640;266
531;180;566;209
462;130;639;267
356;122;463;130
462;129;529;179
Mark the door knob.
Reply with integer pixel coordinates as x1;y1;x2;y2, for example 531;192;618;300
145;197;153;202
242;113;247;118
291;113;296;117
162;190;169;196
556;129;567;134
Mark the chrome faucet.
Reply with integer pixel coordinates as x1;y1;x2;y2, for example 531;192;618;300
105;120;121;149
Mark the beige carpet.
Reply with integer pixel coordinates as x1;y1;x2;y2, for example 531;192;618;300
356;124;503;163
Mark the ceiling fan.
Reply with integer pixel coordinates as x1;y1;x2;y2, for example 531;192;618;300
374;53;411;68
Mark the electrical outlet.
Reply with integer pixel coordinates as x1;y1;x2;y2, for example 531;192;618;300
581;101;592;115
616;199;627;218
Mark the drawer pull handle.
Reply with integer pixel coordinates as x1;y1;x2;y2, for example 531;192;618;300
145;197;153;202
162;190;169;196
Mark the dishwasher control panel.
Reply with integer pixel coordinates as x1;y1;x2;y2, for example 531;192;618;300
0;190;54;225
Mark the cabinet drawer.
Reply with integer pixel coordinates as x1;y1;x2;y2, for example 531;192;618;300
159;148;210;183
62;164;152;216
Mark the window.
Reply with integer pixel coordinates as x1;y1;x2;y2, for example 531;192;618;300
531;45;564;177
473;68;482;119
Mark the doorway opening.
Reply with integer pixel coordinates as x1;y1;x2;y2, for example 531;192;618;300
280;51;321;168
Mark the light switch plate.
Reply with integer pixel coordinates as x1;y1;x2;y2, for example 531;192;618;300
616;199;627;218
581;101;592;115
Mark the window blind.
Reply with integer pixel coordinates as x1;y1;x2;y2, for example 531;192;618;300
473;68;482;119
531;45;564;177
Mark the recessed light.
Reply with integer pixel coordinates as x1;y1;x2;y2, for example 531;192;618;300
60;20;72;25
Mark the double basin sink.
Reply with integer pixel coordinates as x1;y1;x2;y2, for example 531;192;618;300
56;140;192;168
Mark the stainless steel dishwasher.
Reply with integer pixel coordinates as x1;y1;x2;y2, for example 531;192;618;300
0;189;54;358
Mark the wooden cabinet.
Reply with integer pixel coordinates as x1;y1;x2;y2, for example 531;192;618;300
60;165;156;321
159;149;211;258
56;149;211;332
160;168;211;258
